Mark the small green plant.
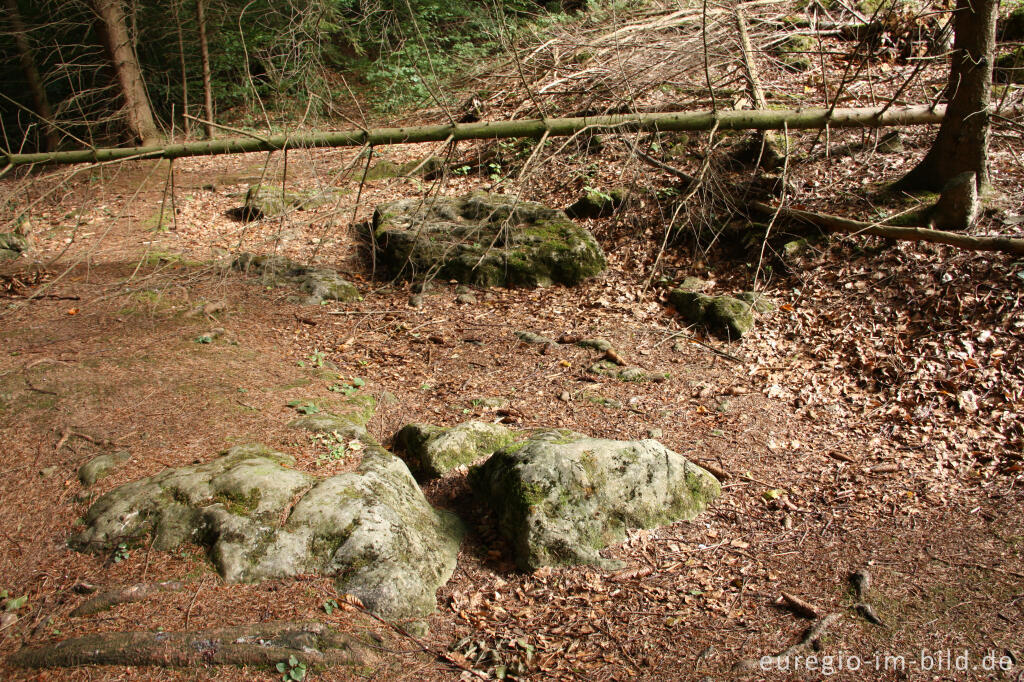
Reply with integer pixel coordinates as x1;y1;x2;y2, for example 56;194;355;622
583;186;613;203
276;655;307;681
453;164;472;176
311;430;360;466
112;542;130;564
322;598;339;615
287;400;320;415
328;377;365;396
300;349;327;369
487;161;503;183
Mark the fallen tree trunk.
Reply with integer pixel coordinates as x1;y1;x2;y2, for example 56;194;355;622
69;581;183;617
1;105;954;169
752;201;1024;256
9;621;368;669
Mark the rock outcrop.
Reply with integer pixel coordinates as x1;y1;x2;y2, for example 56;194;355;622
71;408;463;621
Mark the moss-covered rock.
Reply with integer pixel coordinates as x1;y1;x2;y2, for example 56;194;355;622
1000;7;1024;42
364;156;446;181
0;232;29;252
78;451;131;487
469;430;720;570
995;46;1024;84
776;35;816;71
735;291;775;313
576;337;612;352
393;421;515;478
669;287;771;340
369;192;606;288
706;296;754;338
587;361;649;382
565;187;628;219
229;186;335;221
0;232;28;260
233;253;359;305
515;330;555;345
69;440;463;622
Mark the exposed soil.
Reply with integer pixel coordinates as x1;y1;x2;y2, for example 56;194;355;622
2;2;1024;680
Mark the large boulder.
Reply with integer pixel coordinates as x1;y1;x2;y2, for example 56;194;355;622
70;442;463;621
393;421;515;478
469;430;721;570
368;192;606;287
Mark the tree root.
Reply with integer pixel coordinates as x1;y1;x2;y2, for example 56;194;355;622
752;201;1024;257
69;581;183;617
9;621;370;669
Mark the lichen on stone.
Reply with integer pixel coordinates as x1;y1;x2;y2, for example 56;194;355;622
69;435;464;622
470;430;720;570
393;421;516;478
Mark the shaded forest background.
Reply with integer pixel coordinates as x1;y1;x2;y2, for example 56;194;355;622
0;0;588;151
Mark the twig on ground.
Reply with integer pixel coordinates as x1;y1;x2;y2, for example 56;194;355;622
733;611;843;672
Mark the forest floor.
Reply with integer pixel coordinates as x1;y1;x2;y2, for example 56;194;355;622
2;2;1024;680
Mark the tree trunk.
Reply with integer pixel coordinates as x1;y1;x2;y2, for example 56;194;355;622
4;0;59;152
172;0;189;134
2;104;962;168
895;0;999;193
92;0;161;145
196;0;215;139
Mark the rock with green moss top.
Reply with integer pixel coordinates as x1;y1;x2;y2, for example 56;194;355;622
229;186;335;221
369;192;606;288
669;290;713;321
587;360;648;382
78;451;131;487
996;46;1024;84
776;35;816;71
705;296;755;338
675;277;707;294
565;187;628;219
69;444;312;555
290;394;376;440
576;338;612;352
0;232;29;260
365;156;446;181
233;253;359;305
736;291;775;313
669;288;770;340
515;330;554;345
1001;7;1024;42
469;430;720;570
69;440;463;622
0;232;29;253
393;421;515;478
